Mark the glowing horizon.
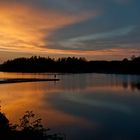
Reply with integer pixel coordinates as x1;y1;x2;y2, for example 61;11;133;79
0;0;140;62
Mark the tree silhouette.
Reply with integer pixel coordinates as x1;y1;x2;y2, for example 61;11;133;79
1;55;140;74
0;110;65;140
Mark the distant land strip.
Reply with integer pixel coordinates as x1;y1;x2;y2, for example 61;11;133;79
0;78;59;84
0;56;140;74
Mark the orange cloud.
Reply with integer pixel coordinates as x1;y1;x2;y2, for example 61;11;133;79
0;3;95;53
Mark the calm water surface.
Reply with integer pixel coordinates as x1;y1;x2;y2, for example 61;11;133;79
0;72;140;140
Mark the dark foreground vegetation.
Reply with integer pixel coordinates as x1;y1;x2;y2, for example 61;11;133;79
0;111;65;140
1;56;140;74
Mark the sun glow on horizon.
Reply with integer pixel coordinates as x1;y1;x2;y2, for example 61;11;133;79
0;3;96;55
0;1;139;61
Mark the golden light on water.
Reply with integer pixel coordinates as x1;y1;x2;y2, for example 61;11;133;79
0;81;90;128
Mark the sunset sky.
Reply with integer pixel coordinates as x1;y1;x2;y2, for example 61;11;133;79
0;0;140;62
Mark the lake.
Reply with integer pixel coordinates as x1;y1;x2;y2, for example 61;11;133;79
0;72;140;140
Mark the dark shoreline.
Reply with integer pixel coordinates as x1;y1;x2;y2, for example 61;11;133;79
0;71;140;76
0;78;59;84
1;56;140;75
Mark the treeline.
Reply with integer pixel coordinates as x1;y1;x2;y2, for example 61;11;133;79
0;56;140;74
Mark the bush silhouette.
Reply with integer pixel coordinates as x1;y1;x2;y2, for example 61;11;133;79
0;111;65;140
